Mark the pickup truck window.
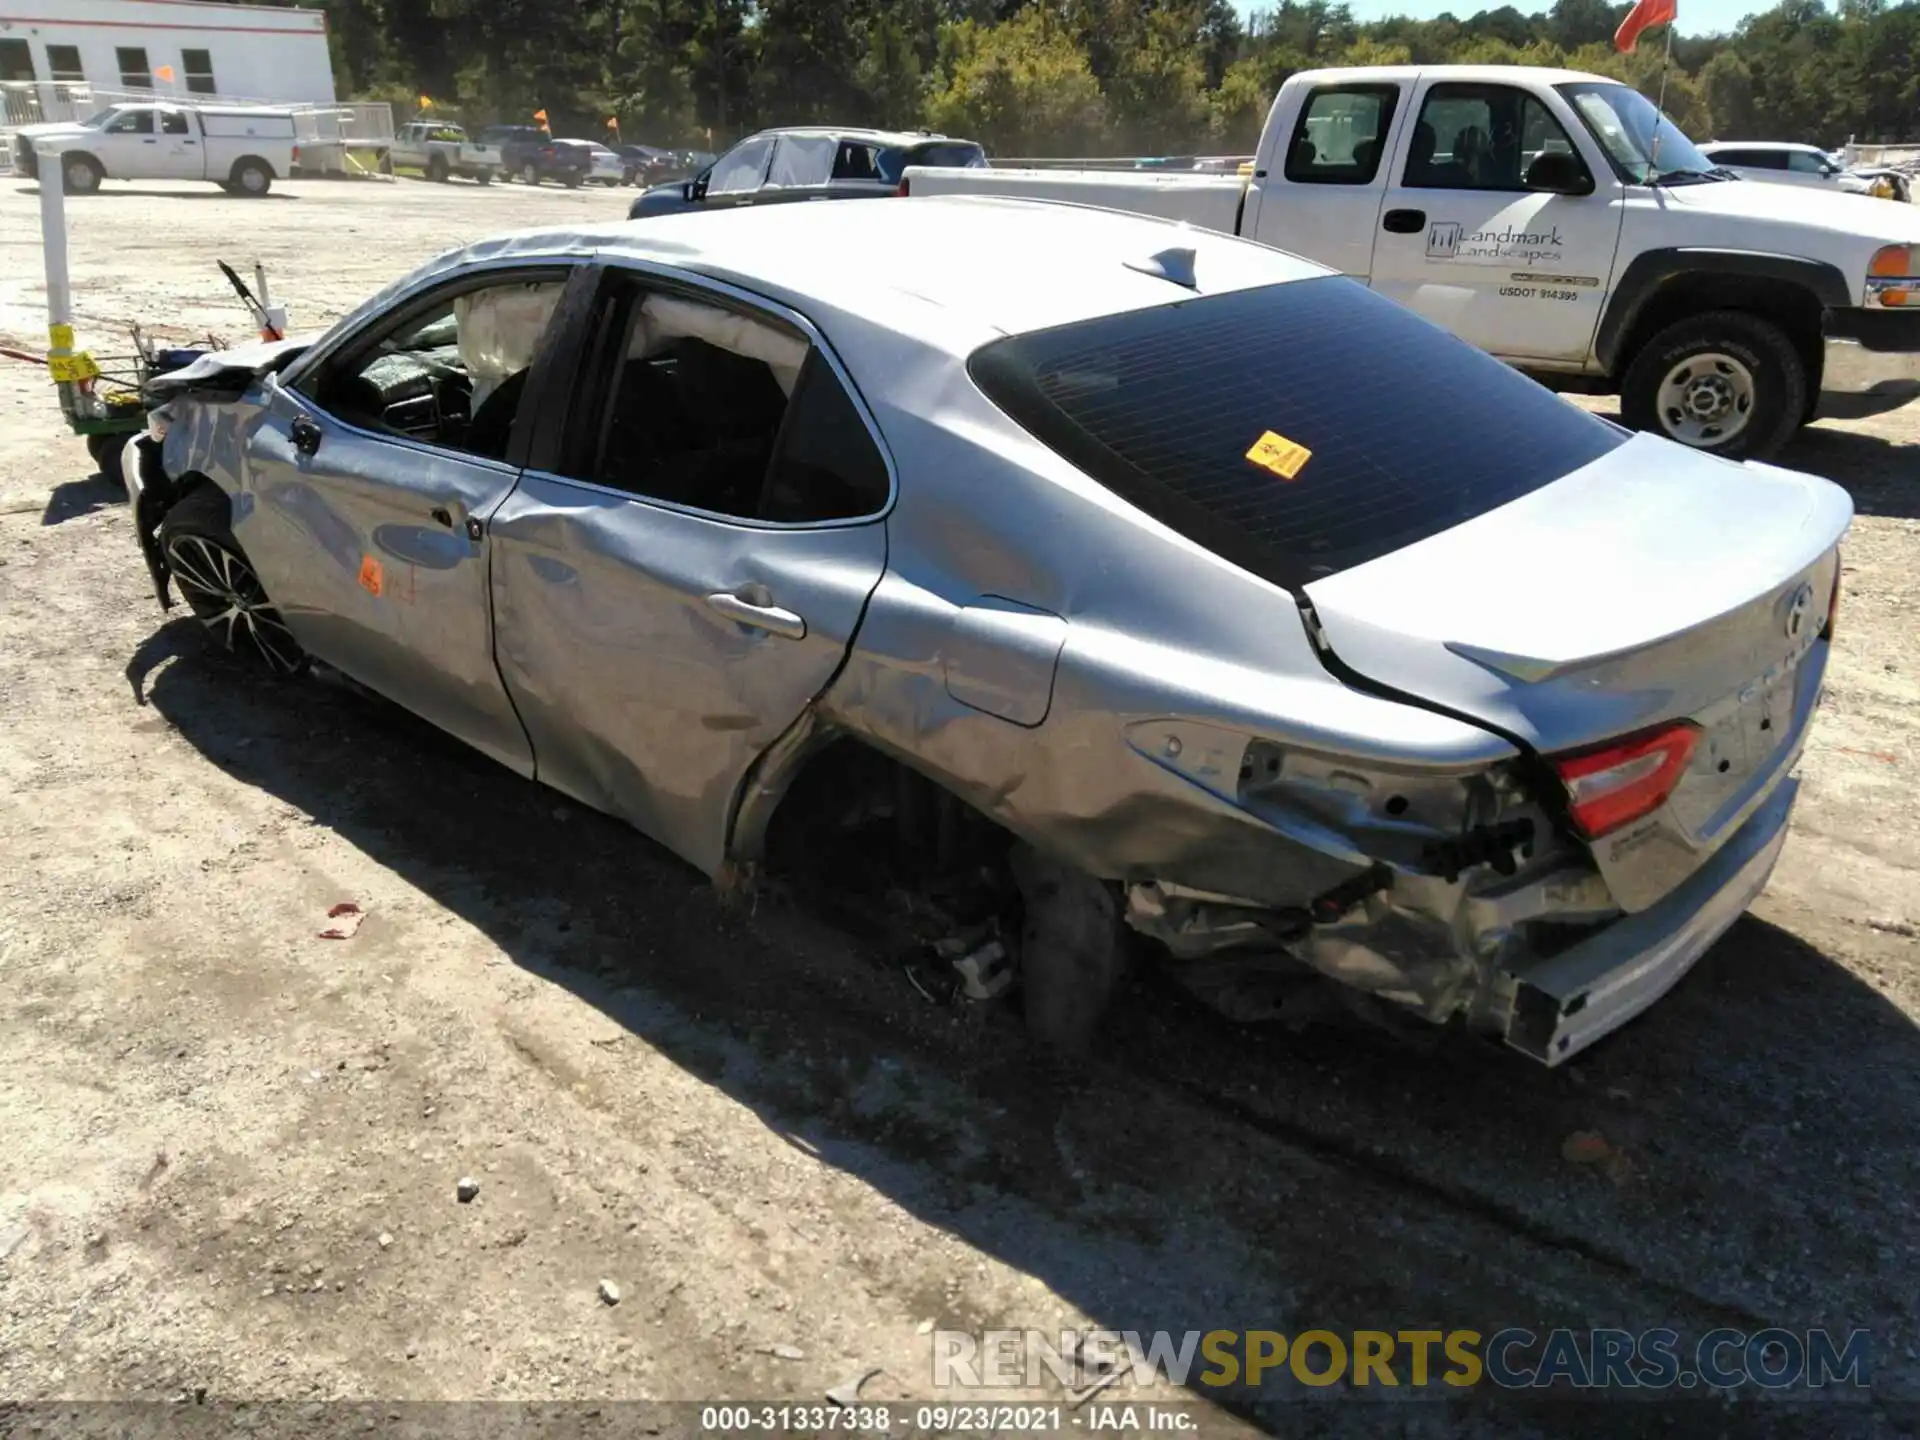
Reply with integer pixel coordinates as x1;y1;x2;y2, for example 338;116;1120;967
1405;83;1586;192
1285;85;1398;186
105;109;155;136
968;277;1623;590
161;110;190;136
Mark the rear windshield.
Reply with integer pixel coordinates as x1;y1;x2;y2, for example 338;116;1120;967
968;276;1625;590
877;142;986;183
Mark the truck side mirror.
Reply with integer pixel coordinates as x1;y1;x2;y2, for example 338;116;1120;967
1523;150;1594;197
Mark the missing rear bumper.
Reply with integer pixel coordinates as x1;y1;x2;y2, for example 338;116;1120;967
1504;775;1797;1066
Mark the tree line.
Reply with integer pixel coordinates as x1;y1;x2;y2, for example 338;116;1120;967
309;0;1920;156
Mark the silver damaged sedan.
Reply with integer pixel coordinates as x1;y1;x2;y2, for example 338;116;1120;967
123;196;1851;1064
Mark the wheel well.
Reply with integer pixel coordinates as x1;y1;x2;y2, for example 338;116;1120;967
230;154;277;180
1614;274;1825;391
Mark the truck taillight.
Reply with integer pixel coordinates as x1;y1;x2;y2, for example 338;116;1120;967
897;177;910;196
291;145;301;164
1552;722;1699;839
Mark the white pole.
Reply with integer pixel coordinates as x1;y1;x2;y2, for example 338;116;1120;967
33;139;76;417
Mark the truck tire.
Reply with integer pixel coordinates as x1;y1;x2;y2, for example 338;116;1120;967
228;158;274;197
426;153;449;183
476;168;493;186
563;172;582;189
520;162;539;186
1620;310;1806;461
61;152;104;195
158;485;306;677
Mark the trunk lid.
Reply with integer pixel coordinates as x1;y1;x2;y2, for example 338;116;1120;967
1304;432;1850;908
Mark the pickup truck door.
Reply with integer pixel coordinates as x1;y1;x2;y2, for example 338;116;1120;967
96;106;159;177
1244;80;1409;280
158;107;201;176
1367;79;1625;365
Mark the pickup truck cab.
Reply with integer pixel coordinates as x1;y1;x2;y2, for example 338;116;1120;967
905;65;1920;459
13;102;297;197
388;120;499;184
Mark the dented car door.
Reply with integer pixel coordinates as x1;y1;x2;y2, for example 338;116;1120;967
235;264;579;775
485;263;891;875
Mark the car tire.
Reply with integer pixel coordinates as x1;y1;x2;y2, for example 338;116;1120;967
86;432;129;486
229;158;274;197
426;154;449;183
62;152;104;196
159;485;307;677
476;168;493;186
520;163;539;186
1620;310;1807;461
563;173;581;189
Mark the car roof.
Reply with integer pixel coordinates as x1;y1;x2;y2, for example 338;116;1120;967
1289;63;1612;86
391;195;1330;357
741;126;976;148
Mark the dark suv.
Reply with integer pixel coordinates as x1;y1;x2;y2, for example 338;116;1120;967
480;125;590;187
628;127;986;218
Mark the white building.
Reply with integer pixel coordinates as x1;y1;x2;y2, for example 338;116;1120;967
0;0;335;109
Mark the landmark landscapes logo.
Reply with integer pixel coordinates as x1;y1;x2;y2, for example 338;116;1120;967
1426;219;1565;266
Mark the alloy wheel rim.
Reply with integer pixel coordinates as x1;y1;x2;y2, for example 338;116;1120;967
164;534;304;675
1656;350;1756;448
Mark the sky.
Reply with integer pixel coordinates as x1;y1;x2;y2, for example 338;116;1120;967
1233;0;1765;33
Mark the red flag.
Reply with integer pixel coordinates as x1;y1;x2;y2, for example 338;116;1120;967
1615;0;1676;51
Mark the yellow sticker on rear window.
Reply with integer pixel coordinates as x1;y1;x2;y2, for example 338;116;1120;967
1245;430;1311;481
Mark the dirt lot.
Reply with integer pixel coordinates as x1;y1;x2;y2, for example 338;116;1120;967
0;175;1916;1430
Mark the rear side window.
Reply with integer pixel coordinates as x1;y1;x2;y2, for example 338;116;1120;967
876;142;987;183
1284;85;1398;185
968;277;1624;590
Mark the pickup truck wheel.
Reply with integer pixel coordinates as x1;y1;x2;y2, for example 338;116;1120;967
229;158;273;197
520;163;539;186
476;168;493;186
426;154;449;183
1621;311;1806;460
159;487;306;677
62;153;104;196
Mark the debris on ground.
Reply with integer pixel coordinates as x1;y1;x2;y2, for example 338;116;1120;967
377;1232;394;1249
317;902;366;940
1560;1130;1611;1165
456;1177;480;1203
952;938;1013;1001
759;1343;805;1361
598;1279;621;1306
826;1367;882;1407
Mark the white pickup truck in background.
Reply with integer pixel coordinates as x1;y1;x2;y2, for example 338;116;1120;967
907;64;1920;459
13;102;297;198
388;120;500;185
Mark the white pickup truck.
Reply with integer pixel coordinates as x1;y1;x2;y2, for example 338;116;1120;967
388;120;500;185
907;64;1920;459
12;102;297;197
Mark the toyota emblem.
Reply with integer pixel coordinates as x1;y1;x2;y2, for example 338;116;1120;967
1784;582;1814;639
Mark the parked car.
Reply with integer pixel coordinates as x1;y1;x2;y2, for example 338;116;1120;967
576;141;627;186
477;125;584;187
1697;141;1912;204
123;196;1849;1065
905;64;1920;461
628;127;986;218
13;101;295;195
612;143;680;186
388;120;499;184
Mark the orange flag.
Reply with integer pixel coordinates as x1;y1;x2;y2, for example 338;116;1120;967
155;64;176;82
1614;0;1676;51
533;108;549;127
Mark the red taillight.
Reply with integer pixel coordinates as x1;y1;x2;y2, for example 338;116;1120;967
1553;722;1699;839
896;177;910;196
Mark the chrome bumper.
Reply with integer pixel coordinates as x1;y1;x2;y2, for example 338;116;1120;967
1818;336;1920;419
1503;774;1797;1066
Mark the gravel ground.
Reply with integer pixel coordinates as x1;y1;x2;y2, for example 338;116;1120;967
0;176;1916;1434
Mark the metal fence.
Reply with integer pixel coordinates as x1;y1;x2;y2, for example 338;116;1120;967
994;154;1254;172
0;82;393;174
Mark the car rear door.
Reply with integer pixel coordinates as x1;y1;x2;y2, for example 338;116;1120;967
238;262;582;775
485;261;891;876
761;133;837;203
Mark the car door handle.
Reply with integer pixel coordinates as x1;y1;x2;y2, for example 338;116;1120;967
289;415;322;456
706;591;806;640
1382;208;1426;234
430;506;454;528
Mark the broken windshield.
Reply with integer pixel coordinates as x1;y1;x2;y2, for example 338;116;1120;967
1557;81;1716;185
